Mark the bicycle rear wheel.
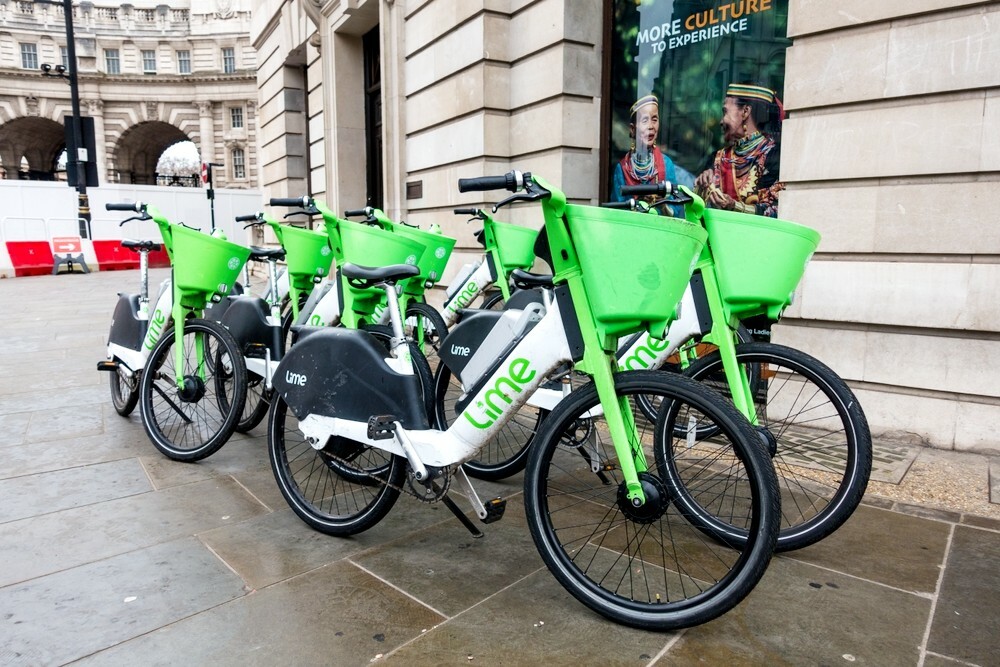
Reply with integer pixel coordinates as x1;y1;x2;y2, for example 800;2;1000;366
679;343;871;551
268;395;405;535
524;370;779;630
110;364;140;417
235;373;270;433
138;319;247;461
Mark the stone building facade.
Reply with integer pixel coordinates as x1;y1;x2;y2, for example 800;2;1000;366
253;0;997;454
0;0;259;188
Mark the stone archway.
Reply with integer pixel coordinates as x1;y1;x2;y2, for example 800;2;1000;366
0;116;66;180
111;121;195;185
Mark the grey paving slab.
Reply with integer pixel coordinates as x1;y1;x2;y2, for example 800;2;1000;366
24;402;107;441
990;457;999;504
199;499;449;591
0;412;31;448
787;504;950;594
661;556;929;667
0;476;267;587
927;525;1000;666
0;458;151;524
0;537;248;666
74;559;445;667
382;567;672;666
352;494;542;618
0;429;149;478
0;384;105;415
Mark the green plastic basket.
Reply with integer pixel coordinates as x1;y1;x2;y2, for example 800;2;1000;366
274;224;334;290
492;220;539;271
338;221;425;295
566;205;707;339
703;209;821;319
166;225;250;309
389;223;457;284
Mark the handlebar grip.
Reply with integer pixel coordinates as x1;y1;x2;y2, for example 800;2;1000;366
453;208;479;215
234;214;258;222
600;201;634;210
458;173;518;193
620;183;668;196
270;197;309;207
343;208;369;217
106;202;142;212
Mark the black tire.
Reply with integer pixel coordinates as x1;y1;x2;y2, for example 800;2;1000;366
404;302;448;361
138;319;247;462
268;394;405;535
480;290;505;310
109;364;140;417
679;342;872;552
433;362;543;481
524;370;779;631
235;373;270;433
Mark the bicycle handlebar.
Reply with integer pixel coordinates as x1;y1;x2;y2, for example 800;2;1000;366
620;183;670;197
600;201;636;210
453;208;479;216
343;208;369;218
457;172;522;193
270;196;310;208
235;214;258;223
106;202;143;212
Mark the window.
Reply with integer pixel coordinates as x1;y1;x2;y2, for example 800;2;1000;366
363;27;383;209
20;43;38;69
222;47;235;74
231;148;245;179
104;49;120;74
229;107;244;129
60;46;69;70
141;49;157;74
176;50;191;74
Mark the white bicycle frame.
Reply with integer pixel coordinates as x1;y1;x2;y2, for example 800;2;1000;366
106;274;174;377
295;292;575;516
440;259;497;327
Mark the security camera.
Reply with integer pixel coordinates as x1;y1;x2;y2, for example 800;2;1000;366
41;63;52;73
55;64;66;74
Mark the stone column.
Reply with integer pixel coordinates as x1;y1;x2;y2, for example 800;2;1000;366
197;101;214;167
85;98;106;184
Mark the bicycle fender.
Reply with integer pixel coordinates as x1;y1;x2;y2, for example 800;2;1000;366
272;327;428;429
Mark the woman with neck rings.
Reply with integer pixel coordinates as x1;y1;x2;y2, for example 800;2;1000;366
612;94;691;217
695;83;785;218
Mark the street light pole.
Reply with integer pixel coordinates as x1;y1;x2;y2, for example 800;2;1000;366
62;0;90;238
38;0;91;238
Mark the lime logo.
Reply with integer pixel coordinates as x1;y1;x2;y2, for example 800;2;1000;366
619;334;670;370
143;308;167;350
316;267;325;276
228;257;241;270
285;370;307;386
435;247;446;259
310;314;323;326
445;280;479;313
406;254;418;265
321;246;331;256
462;357;536;430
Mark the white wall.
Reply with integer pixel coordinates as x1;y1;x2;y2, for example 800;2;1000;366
0;181;264;276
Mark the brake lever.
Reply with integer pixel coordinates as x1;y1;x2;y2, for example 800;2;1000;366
491;190;544;213
118;213;149;226
284;209;316;219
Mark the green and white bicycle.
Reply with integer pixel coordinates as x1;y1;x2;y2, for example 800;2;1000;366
99;202;250;461
266;171;780;630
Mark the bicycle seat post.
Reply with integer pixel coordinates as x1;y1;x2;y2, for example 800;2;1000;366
265;256;282;319
138;246;150;308
379;280;408;358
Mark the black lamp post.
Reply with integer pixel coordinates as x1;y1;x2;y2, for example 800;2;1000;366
37;0;90;238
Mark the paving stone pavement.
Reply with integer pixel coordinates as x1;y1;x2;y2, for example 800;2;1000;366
1;270;998;666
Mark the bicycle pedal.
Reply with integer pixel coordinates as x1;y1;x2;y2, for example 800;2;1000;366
96;360;117;372
367;415;397;440
481;497;506;524
245;343;268;359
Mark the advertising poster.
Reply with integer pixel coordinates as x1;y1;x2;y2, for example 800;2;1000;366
608;0;790;218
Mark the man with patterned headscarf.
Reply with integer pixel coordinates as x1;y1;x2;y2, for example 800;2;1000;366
695;83;785;218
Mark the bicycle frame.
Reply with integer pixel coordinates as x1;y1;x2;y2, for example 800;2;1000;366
279;174;690;507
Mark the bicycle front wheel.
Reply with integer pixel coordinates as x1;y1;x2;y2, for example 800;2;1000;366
268;395;405;535
681;342;872;551
524;370;779;631
138;319;247;461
